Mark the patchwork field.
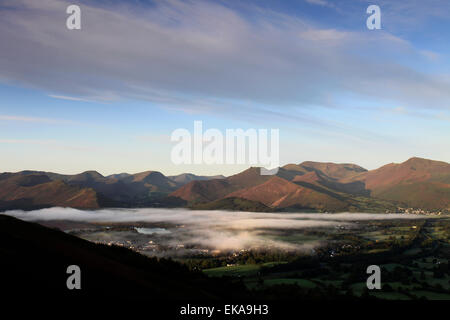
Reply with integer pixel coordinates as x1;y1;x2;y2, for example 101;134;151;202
4;207;449;300
203;217;450;300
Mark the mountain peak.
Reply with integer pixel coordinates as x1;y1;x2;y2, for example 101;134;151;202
69;171;104;182
404;157;448;165
132;171;161;181
81;170;104;177
297;161;367;180
168;173;226;185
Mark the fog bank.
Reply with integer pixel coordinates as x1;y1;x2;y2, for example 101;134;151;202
1;208;428;252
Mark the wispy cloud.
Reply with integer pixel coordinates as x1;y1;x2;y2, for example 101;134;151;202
0;114;73;124
305;0;334;8
48;94;92;102
0;138;100;152
419;50;441;62
384;107;450;122
0;0;449;116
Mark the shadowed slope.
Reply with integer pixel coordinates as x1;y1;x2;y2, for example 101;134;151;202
0;174;100;210
170;179;232;202
168;173;226;185
226;176;348;211
1;157;449;212
170;167;272;203
0;215;247;301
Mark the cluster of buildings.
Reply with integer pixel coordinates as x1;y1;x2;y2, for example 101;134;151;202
398;207;445;215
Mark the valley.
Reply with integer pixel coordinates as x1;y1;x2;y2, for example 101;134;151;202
1;157;449;301
3;207;449;300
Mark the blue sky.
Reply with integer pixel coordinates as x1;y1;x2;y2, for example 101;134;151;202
0;0;449;176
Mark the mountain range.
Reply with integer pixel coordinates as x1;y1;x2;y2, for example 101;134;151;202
0;157;449;213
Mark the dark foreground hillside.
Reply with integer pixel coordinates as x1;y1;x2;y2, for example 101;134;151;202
1;215;448;317
0;215;246;302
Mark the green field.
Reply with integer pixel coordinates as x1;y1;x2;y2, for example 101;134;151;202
204;262;286;277
202;217;450;300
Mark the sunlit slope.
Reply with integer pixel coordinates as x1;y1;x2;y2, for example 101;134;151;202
345;157;450;210
0;174;100;210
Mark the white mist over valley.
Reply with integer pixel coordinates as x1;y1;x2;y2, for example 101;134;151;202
1;208;429;256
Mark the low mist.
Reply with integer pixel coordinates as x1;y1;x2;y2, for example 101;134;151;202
1;208;428;253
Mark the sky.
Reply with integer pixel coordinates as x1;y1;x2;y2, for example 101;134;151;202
0;0;449;176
